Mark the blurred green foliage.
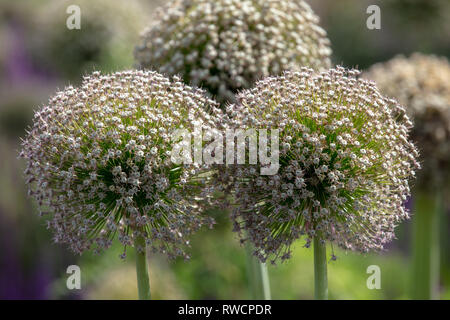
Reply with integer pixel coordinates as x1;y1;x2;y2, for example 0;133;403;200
28;0;154;81
68;222;445;300
309;0;450;69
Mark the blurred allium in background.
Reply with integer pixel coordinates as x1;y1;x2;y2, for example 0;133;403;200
220;67;419;263
134;0;332;104
364;54;450;189
20;70;223;260
30;0;151;80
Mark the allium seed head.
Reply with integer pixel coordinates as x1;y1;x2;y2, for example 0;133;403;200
364;53;450;189
221;67;419;263
20;70;223;259
134;0;332;105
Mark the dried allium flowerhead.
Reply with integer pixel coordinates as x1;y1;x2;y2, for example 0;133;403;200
21;70;223;259
223;67;419;263
134;0;332;105
364;54;450;188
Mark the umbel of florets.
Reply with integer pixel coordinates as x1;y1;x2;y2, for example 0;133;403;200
221;67;419;264
20;70;224;259
134;0;332;105
364;53;450;189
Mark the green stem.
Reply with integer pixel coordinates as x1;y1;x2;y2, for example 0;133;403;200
245;243;271;300
314;237;328;300
135;236;151;300
411;191;440;300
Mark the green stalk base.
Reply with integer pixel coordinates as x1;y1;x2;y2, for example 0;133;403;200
411;191;440;300
245;243;271;300
314;237;328;300
135;236;151;300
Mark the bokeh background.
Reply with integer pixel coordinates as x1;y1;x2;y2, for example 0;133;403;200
0;0;449;299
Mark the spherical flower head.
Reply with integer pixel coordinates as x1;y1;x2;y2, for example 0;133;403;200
364;53;450;189
134;0;332;105
222;67;419;263
20;70;224;260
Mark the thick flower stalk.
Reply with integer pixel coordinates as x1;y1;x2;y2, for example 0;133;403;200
222;67;419;266
364;54;450;299
20;70;223;262
134;0;332;105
